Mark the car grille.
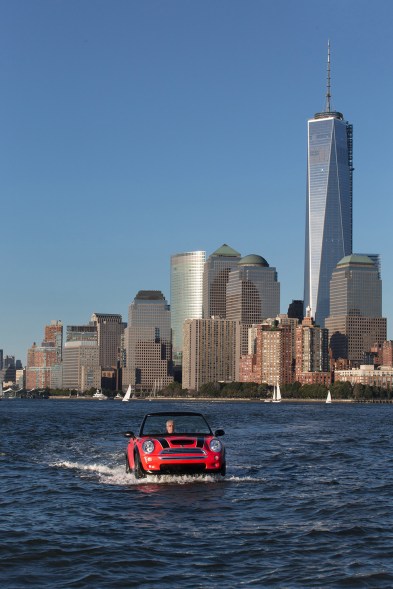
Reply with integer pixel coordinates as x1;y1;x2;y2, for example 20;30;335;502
159;448;207;460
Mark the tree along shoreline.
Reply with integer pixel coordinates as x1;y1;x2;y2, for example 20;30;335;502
42;380;393;402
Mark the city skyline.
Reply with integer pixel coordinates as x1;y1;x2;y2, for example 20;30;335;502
1;1;393;362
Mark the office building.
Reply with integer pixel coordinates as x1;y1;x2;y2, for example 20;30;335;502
304;43;353;326
124;291;173;391
182;318;237;391
90;313;125;368
203;244;241;319
170;250;205;367
226;254;280;360
325;255;387;366
62;341;101;391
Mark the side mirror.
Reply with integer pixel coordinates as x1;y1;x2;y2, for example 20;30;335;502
124;431;135;438
215;429;225;437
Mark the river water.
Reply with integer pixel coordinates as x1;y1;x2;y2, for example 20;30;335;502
1;399;393;588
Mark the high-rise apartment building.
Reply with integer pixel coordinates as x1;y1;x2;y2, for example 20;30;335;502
90;313;125;368
170;250;205;367
239;322;293;386
304;44;353;327
182;318;237;391
203;244;241;319
26;321;63;389
124;291;173;391
295;314;329;383
325;255;387;366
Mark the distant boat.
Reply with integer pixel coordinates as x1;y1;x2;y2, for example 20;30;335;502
122;385;133;403
272;384;282;403
114;392;123;400
326;390;332;404
93;389;108;400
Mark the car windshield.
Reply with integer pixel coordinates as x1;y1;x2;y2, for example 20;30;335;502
141;414;212;436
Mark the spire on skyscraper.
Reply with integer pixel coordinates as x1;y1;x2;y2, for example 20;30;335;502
325;40;331;113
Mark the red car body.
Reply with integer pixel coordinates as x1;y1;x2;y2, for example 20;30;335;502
125;411;226;478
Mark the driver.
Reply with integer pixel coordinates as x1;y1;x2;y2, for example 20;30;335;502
166;419;174;434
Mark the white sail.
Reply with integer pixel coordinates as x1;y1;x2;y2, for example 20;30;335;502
0;380;3;398
122;385;132;402
272;383;282;403
326;390;332;404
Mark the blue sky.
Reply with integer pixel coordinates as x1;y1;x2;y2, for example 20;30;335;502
1;0;393;363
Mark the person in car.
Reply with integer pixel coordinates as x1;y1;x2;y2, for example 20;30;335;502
166;419;174;434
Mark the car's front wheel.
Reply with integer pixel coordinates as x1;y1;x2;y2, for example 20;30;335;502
125;453;131;473
220;462;226;476
134;451;146;479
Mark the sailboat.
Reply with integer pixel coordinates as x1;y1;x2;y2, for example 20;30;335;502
326;390;332;404
272;384;282;403
122;385;133;403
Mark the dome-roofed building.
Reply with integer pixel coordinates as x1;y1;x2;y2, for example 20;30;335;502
226;253;280;375
238;254;269;267
203;244;241;319
325;253;386;365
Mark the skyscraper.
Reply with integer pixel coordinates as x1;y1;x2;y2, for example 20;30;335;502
90;313;125;368
124;291;173;391
325;255;387;366
170;250;205;367
304;43;353;326
182;318;237;391
203;244;241;319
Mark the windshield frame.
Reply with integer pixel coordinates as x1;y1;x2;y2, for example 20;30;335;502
139;412;213;437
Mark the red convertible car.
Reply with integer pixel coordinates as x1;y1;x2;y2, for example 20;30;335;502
124;411;226;478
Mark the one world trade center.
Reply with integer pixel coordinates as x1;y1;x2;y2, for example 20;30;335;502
304;43;353;327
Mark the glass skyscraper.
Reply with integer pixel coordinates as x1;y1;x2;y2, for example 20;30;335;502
170;250;206;367
304;47;353;327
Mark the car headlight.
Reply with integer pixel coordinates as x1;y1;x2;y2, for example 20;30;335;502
142;440;155;454
209;438;222;452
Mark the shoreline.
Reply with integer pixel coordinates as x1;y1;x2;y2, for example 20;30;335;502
47;396;358;403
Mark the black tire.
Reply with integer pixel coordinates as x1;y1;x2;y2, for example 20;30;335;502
125;453;131;473
134;451;146;479
220;462;226;476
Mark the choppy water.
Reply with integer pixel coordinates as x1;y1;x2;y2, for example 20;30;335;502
2;399;393;588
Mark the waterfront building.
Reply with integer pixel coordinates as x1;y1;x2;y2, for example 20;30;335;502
62;341;101;391
239;322;293;386
170;250;205;367
295;313;330;384
325;255;387;366
335;365;393;391
124;291;173;391
90;313;125;368
26;321;63;390
382;341;393;367
182;318;237;392
0;349;3;370
203;244;241;319
26;343;58;389
304;43;353;326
